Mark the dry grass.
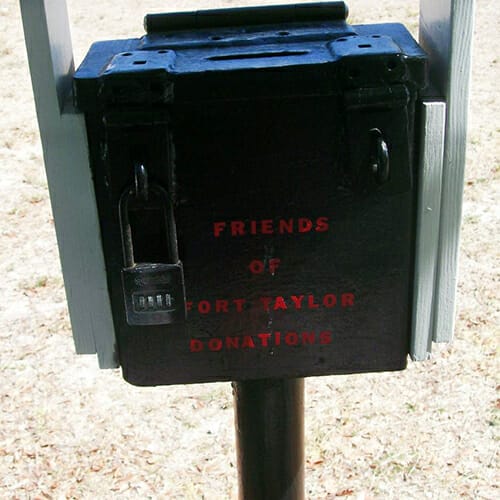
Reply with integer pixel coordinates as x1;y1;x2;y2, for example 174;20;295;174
0;0;498;498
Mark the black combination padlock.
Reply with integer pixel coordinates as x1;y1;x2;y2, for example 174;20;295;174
120;165;186;326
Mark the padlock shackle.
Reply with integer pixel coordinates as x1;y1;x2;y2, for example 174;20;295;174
119;182;179;268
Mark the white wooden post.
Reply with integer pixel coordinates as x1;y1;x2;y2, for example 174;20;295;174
418;0;475;346
411;100;446;360
20;0;118;368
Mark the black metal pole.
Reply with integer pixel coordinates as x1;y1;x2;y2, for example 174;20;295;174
232;378;305;500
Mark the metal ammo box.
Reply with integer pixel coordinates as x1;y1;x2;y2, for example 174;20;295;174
73;2;427;386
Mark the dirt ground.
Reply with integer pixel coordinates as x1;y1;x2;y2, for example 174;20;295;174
0;0;498;498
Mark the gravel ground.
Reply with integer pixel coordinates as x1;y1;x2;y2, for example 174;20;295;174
0;1;498;498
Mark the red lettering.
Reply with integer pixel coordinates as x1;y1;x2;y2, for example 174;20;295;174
319;331;333;345
290;295;304;309
233;298;246;312
213;222;226;237
212;217;331;237
341;293;355;307
188;299;246;314
323;294;337;308
285;332;299;346
260;297;273;311
225;336;240;349
250;259;281;275
231;221;245;236
279;219;294;234
301;332;316;345
274;296;287;311
198;300;211;314
215;300;229;313
298;218;313;233
261;219;274;234
249;260;265;274
315;217;329;232
190;329;336;353
258;333;271;347
190;339;204;352
241;336;255;349
269;258;281;275
208;338;223;351
307;295;320;309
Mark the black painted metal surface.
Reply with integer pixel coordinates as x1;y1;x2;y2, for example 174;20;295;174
73;3;427;386
144;2;348;33
233;378;304;500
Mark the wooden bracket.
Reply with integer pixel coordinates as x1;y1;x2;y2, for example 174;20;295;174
413;0;475;359
20;0;118;368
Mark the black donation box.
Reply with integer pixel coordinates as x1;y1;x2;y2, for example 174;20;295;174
73;2;427;386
